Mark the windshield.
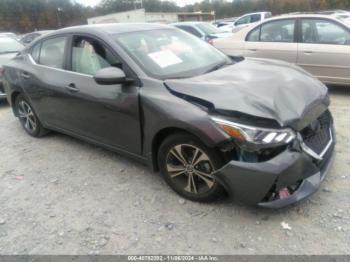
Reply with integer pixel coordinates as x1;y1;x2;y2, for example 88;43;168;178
197;23;221;35
114;29;230;79
0;36;23;54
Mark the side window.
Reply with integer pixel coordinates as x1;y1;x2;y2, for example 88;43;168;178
247;26;260;41
39;36;67;69
31;43;41;63
301;19;350;45
71;36;120;75
260;19;295;43
264;13;272;19
250;14;261;23
177;26;202;38
235;15;250;26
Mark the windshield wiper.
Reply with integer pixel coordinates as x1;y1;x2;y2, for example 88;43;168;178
204;61;229;74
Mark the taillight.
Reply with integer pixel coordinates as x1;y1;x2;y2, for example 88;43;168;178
208;39;214;45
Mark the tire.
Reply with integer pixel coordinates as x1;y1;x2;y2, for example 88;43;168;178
158;133;224;202
14;94;48;138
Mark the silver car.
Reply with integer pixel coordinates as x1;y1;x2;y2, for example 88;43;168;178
213;14;350;85
172;22;232;44
0;35;24;99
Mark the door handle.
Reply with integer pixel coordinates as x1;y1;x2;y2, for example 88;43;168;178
21;72;30;79
248;49;258;52
65;83;79;93
304;51;313;54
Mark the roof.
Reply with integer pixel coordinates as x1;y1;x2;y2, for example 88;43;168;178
249;13;350;26
171;21;207;26
234;13;350;36
272;13;346;20
54;23;172;35
238;11;271;17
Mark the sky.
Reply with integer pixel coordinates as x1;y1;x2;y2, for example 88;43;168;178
75;0;204;7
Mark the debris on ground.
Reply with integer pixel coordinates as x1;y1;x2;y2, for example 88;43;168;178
281;222;292;231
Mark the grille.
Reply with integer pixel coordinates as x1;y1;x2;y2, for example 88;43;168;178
300;111;332;155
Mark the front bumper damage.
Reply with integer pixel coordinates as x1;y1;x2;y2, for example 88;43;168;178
213;135;335;209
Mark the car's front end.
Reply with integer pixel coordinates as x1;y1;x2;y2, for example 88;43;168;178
211;109;335;208
114;25;335;208
164;56;335;208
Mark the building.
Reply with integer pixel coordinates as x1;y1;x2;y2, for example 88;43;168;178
87;9;215;25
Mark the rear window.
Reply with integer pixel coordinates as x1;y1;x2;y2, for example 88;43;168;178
39;36;67;69
264;12;272;19
250;14;261;23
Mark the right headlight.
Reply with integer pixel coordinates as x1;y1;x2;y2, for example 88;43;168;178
211;116;296;148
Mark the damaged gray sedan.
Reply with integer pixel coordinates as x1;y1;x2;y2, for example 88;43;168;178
3;24;335;208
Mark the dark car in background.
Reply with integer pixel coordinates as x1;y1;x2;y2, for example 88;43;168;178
20;30;54;45
0;35;24;99
3;23;335;208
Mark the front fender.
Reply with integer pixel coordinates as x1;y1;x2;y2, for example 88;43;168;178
139;81;230;166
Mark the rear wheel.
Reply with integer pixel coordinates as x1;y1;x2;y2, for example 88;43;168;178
158;133;224;202
15;94;48;137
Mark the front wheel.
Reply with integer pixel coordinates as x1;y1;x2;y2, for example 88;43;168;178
158;133;224;202
15;94;48;137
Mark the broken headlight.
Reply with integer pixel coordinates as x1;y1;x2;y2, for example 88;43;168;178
211;116;296;148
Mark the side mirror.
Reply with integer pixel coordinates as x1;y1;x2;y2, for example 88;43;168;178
93;67;126;85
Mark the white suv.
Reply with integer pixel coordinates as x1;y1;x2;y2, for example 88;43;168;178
220;12;272;33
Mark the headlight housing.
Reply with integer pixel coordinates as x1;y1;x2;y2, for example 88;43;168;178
211;116;296;149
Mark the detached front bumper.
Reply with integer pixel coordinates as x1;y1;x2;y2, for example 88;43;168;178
214;139;335;209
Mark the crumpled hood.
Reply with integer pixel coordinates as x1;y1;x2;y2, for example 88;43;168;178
165;58;329;130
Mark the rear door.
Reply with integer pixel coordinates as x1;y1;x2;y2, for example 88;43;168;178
244;19;298;63
297;18;350;85
20;35;70;124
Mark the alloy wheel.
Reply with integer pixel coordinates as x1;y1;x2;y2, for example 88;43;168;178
18;100;37;133
166;144;216;194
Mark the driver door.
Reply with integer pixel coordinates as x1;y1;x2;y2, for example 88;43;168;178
297;18;350;85
56;35;142;154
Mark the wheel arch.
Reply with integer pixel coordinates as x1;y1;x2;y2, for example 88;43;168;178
11;91;21;116
151;127;222;172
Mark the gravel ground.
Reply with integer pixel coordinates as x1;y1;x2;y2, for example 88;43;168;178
0;87;349;255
